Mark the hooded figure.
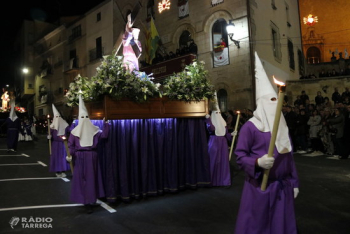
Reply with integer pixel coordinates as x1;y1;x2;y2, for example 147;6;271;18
5;100;20;151
204;91;233;186
234;52;299;234
68;95;110;213
48;104;70;177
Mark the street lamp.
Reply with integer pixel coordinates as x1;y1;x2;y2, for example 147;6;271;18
226;20;240;49
22;68;29;74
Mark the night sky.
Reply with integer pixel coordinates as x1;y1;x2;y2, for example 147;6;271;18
0;0;105;90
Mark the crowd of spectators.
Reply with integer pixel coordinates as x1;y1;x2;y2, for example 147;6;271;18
141;39;198;67
217;87;350;160
300;64;350;79
285;88;350;159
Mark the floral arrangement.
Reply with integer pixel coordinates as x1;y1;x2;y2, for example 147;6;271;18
0;106;26;113
65;55;214;106
163;61;214;102
65;54;161;106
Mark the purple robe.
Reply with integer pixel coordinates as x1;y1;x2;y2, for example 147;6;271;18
205;118;232;186
49;128;70;172
68;123;109;204
6;118;21;150
234;121;299;234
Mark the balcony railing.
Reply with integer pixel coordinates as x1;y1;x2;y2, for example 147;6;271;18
140;53;197;84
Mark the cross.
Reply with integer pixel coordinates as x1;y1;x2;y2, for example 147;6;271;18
113;1;143;55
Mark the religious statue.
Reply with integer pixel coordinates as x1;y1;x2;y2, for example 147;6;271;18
1;90;10;109
122;13;142;72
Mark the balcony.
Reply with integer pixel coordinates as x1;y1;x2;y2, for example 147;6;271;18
140;53;197;84
64;58;79;73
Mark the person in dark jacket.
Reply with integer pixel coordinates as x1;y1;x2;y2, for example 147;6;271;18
295;109;309;153
332;87;342;105
315;91;325;107
343;105;350;158
284;105;298;152
328;108;346;159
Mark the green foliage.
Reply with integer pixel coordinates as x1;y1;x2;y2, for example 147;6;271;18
163;60;215;102
65;56;214;106
65;55;161;106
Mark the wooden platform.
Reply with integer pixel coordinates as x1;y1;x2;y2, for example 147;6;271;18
72;96;208;119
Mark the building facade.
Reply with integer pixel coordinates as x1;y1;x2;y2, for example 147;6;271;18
15;0;303;118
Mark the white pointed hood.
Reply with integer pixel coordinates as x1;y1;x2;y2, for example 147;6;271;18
50;104;69;136
70;95;99;147
210;91;226;136
249;52;291;154
9;100;18;121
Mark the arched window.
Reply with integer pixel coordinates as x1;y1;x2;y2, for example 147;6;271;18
179;30;192;55
217;89;227;112
212;19;229;67
212;19;228;48
306;46;321;64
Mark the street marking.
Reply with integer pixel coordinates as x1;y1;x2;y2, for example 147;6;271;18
0;161;47;167
97;199;117;213
38;161;47;167
326;157;339;160
0;177;70;182
0;204;83;212
0;154;29;157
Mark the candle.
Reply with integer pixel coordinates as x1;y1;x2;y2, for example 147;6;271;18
61;136;74;174
229;111;241;160
47;115;51;155
261;77;286;191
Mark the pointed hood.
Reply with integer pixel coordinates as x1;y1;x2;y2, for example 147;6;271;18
210;91;226;136
249;52;291;154
70;95;100;147
50;104;69;136
9;100;17;121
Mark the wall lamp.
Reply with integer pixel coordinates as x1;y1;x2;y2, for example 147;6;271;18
226;20;240;49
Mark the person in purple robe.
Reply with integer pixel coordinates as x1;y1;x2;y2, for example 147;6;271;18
205;91;233;186
48;104;70;178
234;52;299;234
4;100;20;152
67;95;110;214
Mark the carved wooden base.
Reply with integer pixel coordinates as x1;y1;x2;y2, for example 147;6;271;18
72;96;208;119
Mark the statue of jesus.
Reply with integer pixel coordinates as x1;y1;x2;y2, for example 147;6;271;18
122;13;142;72
1;90;10;109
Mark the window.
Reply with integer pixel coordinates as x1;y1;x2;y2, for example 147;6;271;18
69;25;81;41
96;37;102;58
217;89;227;112
212;19;229;67
179;30;192;53
147;0;155;19
271;22;281;62
298;50;305;76
285;2;291;27
306;47;321;64
271;0;277;10
97;12;101;22
178;0;189;18
287;39;295;70
69;49;78;68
